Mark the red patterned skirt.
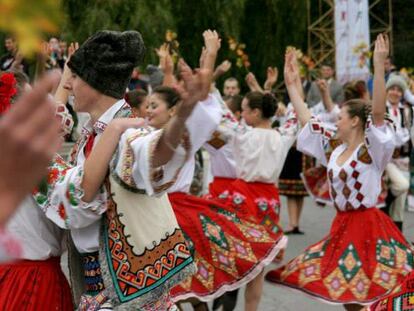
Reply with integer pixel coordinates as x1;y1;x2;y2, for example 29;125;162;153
265;207;413;305
169;181;287;302
0;257;73;310
367;270;414;310
302;166;388;208
208;177;236;198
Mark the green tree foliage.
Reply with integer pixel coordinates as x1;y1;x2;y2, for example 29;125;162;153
240;0;307;84
61;0;175;65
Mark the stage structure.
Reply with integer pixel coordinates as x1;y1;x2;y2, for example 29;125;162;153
307;0;393;71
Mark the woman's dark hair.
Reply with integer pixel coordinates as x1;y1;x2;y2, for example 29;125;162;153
152;86;180;108
125;89;147;109
343;80;367;101
224;94;243;114
245;91;278;119
342;99;371;128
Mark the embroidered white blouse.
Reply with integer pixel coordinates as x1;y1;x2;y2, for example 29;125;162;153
297;118;396;211
207;90;299;184
167;93;222;193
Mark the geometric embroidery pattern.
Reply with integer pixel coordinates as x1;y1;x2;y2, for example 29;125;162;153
298;258;321;287
236;221;273;243
200;214;230;250
210;242;238;278
280;254;305;281
338;244;362;282
376;239;396;268
323;267;348;299
372;263;398;290
194;256;215;291
228;236;257;263
348;269;370;300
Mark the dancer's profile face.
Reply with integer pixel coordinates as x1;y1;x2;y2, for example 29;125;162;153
336;106;359;141
64;72;99;113
241;98;256;126
146;93;175;129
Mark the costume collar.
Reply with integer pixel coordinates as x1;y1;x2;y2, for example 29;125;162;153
83;99;127;135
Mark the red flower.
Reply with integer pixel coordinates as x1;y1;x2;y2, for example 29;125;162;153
58;203;66;219
0;73;17;116
47;168;60;184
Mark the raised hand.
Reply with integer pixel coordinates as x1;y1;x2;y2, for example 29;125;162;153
203;30;221;55
66;42;79;64
213;60;232;81
372;33;389;125
175;59;212;118
284;50;311;126
284;50;300;88
316;79;328;94
156;43;174;74
245;72;263;92
373;33;389;66
264;67;279;91
216;60;232;74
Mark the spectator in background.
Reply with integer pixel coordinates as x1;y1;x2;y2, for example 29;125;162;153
0;36;28;75
383;74;412;232
146;64;164;90
367;56;397;96
128;67;148;91
306;62;344;107
46;37;66;70
223;77;240;96
125;89;148;118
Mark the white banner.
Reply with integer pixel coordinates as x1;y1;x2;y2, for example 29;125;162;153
335;0;371;84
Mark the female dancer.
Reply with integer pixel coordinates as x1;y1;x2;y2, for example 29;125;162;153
266;34;413;311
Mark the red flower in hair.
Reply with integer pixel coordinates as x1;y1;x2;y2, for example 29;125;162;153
0;73;17;116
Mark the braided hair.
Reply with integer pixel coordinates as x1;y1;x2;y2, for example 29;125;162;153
245;91;278;119
342;99;372;128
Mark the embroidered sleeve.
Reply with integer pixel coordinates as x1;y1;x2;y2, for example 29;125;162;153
186;92;223;153
113;127;190;196
297;118;338;166
32;154;107;229
365;117;397;171
55;102;74;136
277;109;300;149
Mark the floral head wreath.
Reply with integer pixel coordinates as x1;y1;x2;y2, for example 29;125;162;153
0;72;17;116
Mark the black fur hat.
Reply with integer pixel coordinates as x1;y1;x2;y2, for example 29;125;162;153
68;30;145;99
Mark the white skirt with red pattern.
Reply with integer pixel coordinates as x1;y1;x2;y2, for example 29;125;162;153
169;179;287;302
265;207;413;305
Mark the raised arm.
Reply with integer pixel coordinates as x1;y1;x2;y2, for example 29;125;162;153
213;60;231;81
152;59;212;167
201;30;221;72
245;72;264;92
156;43;177;87
316;79;335;112
264;66;278;92
285;50;311;126
371;34;389;126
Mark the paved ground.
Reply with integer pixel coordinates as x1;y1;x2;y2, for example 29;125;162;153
181;196;414;311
